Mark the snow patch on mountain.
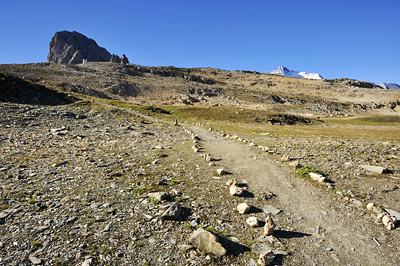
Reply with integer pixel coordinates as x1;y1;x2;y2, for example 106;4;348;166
379;83;400;90
268;66;323;80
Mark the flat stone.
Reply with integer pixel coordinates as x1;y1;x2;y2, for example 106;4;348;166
386;209;400;220
263;205;281;216
252;243;273;254
29;256;42;265
161;202;182;220
147;192;169;201
351;199;363;207
178;244;193;251
189;228;226;257
360;165;388;174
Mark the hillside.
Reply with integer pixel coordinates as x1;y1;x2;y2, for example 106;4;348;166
1;62;400;265
1;62;399;117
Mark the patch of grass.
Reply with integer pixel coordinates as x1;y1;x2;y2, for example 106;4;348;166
126;186;153;197
296;165;318;178
27;199;36;204
31;240;40;247
152;199;161;205
327;115;400;125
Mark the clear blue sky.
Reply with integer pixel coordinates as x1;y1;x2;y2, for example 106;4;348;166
0;0;399;84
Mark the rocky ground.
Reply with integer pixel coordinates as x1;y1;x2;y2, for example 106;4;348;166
1;100;400;266
0;101;282;265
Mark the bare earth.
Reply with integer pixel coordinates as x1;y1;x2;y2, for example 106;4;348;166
190;124;400;265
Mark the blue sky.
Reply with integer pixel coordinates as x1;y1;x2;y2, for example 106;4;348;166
0;0;399;84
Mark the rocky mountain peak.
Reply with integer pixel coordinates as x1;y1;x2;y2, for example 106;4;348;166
268;66;323;80
47;31;129;64
380;83;400;90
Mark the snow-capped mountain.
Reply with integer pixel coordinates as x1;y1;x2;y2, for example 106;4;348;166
268;66;323;80
379;83;400;90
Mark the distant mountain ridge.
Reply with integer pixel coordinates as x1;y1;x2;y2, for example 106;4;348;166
268;66;323;80
380;83;400;90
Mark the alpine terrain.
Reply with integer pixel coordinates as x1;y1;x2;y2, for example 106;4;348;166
0;31;400;266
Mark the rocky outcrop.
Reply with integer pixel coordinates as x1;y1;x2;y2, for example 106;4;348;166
47;31;129;65
121;54;129;64
109;54;120;63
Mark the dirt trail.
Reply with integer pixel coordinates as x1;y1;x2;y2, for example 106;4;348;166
190;125;399;265
100;100;399;265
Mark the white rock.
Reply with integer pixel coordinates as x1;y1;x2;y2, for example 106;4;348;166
366;203;375;211
226;179;237;186
81;258;92;266
386;222;395;230
281;155;289;162
237;203;251;214
309;172;326;183
229;185;244;196
217;168;226;176
289;160;301;169
382;215;391;225
377;212;386;222
246;217;259;227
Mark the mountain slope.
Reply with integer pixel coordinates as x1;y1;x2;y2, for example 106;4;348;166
380;83;400;90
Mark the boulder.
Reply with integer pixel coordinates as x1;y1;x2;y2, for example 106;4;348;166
251;243;273;254
309;172;326;183
161;202;182;220
246;217;259;227
264;214;275;236
189;228;226;257
258;250;275;266
237;203;251;214
229;185;244;196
